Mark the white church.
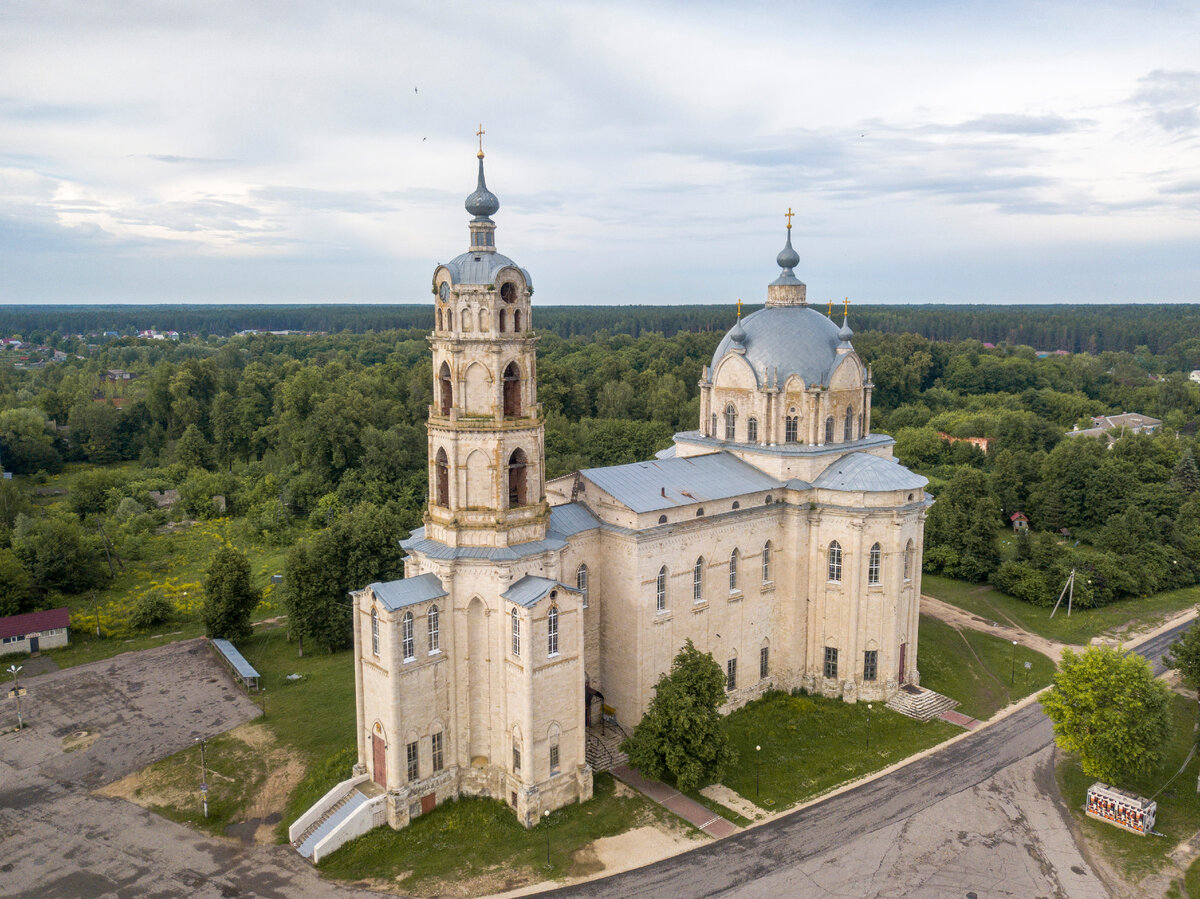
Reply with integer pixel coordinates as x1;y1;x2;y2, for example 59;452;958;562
291;148;929;859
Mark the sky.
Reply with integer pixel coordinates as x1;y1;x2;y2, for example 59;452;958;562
2;1;1199;306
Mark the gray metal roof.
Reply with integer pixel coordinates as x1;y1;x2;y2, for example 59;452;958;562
368;573;447;611
581;452;781;513
211;638;260;680
812;452;928;492
710;305;847;389
547;503;600;537
502;575;577;608
443;251;533;288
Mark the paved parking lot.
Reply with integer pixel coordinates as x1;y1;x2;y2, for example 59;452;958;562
0;639;369;899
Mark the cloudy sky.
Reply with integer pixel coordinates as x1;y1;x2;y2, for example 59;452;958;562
3;1;1199;306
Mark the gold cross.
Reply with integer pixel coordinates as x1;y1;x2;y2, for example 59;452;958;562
736;298;742;320
827;299;833;316
843;297;850;317
476;124;486;157
785;207;794;229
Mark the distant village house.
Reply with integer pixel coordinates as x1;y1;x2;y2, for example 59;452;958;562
0;607;70;656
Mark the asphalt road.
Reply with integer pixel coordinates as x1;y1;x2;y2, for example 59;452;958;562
554;620;1193;898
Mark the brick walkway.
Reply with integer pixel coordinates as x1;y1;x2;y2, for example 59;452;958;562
611;765;739;838
939;708;982;730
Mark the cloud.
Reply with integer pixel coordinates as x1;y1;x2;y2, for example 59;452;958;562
1129;69;1200;133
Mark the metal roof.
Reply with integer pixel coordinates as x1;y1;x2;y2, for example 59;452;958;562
0;606;69;639
812;452;928;492
368;573;448;611
710;305;847;389
547;503;600;537
210;638;260;680
502;575;577;608
674;430;895;458
401;528;568;562
443;250;533;288
581;452;781;513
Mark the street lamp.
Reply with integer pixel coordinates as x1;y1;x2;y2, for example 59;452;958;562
1011;640;1018;685
6;664;23;731
543;809;551;869
755;744;761;799
866;704;872;753
195;737;209;819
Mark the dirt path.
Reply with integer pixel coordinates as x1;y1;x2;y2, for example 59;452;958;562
921;593;1072;662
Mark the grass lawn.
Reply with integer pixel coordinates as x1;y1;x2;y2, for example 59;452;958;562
1187;856;1200;898
1057;692;1200;886
720;690;959;810
917;614;1055;720
318;772;698;895
922;573;1200;646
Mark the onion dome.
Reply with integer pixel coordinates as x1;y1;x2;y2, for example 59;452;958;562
464;156;500;220
729;318;747;350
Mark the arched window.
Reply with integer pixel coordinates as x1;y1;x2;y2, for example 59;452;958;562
478;308;487;331
904;539;914;580
710;413;717;436
547;605;559;655
732;501;740;510
511;608;521;657
762;540;771;583
371;608;379;656
844;405;855;442
548;725;560;775
437;307;443;330
461;307;472;331
435;448;449;506
693;557;704;602
696;507;705;517
724;403;736;440
868;542;881;585
438;361;453;416
747;417;759;443
428;604;440;652
507;448;528;507
729;548;739;592
760;639;770;679
401;611;415;660
503;362;522;417
499;309;507;332
828;540;842;582
658;514;667;524
824;416;834;444
501;282;516;304
785;416;799;443
725;653;737;691
576;564;589;609
656;566;667;612
447;308;453;330
513;309;522;332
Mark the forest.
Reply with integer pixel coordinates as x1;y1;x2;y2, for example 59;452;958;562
1;303;1199;652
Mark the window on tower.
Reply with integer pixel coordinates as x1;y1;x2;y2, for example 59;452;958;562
503;362;522;417
507;448;528;507
438;362;453;416
844;405;855;441
785;416;799;443
514;309;522;332
724;403;736;440
501;282;516;304
747;417;759;443
435;448;449;507
824;416;834;444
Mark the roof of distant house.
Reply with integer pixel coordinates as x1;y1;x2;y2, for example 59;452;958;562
0;607;70;639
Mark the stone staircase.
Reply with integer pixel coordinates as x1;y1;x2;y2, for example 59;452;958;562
585;723;629;772
885;684;959;722
292;784;372;859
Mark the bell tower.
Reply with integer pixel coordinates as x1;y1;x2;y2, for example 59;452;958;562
425;134;548;548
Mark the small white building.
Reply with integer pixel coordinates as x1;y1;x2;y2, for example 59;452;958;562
0;607;70;656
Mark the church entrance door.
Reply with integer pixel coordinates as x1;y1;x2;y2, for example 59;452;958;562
372;733;386;789
898;643;907;685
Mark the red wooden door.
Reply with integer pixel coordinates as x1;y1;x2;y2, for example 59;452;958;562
420;793;436;814
372;733;386;788
898;643;907;685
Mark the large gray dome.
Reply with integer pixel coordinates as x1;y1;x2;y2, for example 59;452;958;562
710;305;845;388
444;250;532;287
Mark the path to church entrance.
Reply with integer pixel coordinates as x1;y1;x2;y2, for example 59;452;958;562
0;639;371;899
610;765;739;838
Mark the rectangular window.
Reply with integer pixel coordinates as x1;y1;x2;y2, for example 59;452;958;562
726;657;737;691
406;740;419;782
747;418;758;443
824;647;838;679
512;611;520;657
760;646;769;679
513;743;521;773
550;743;560;775
431;732;444;772
864;650;878;681
656;568;666;612
785;416;798;443
1;635;21;644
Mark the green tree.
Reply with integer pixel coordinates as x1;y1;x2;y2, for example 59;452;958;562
620;639;738;792
202;545;261;640
175;423;212;470
1040;645;1171;783
1164;622;1200;723
0;548;34;617
11;512;108;594
283;503;406;653
1174;448;1200;495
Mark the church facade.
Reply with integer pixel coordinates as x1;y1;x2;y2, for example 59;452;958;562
348;151;928;832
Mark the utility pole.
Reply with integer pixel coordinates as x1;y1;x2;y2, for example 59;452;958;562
6;664;24;731
196;738;209;818
1050;569;1075;619
90;592;102;638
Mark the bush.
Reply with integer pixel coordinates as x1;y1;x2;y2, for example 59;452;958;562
129;590;173;631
